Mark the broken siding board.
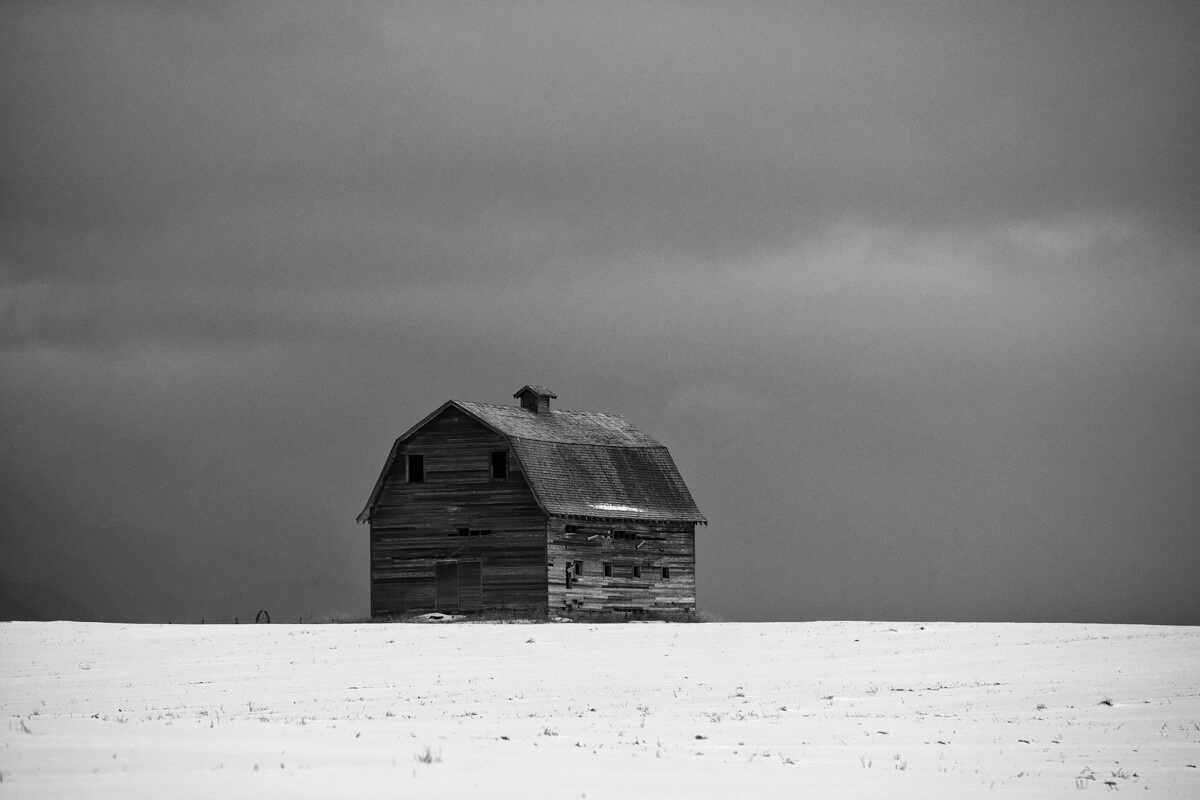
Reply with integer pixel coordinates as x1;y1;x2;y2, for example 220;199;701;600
546;517;696;614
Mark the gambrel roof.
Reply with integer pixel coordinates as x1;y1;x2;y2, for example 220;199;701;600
357;399;706;525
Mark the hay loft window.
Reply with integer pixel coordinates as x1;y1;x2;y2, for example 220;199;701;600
661;566;670;580
450;528;492;537
603;563;613;578
611;530;638;541
491;451;508;480
564;524;580;534
407;454;425;483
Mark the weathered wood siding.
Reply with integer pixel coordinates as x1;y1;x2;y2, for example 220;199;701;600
547;518;696;615
369;406;547;616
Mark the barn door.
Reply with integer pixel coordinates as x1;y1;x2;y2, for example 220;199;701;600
435;560;483;613
435;562;458;612
458;561;482;612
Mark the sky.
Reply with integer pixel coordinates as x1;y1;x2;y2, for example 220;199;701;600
2;1;1198;624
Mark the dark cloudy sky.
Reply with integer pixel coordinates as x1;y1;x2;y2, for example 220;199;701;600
3;2;1198;624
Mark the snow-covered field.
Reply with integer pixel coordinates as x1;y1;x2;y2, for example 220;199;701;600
2;621;1198;798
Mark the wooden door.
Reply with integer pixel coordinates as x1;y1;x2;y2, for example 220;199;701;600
458;561;482;612
435;562;458;612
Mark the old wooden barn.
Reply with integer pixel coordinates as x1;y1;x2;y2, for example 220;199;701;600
357;386;706;617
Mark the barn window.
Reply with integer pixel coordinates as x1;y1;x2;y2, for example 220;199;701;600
565;524;580;533
491;451;508;480
407;454;425;483
632;565;642;578
455;527;469;537
603;563;613;578
661;566;670;580
573;560;583;576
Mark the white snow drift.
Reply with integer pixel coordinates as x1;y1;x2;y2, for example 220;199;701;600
2;620;1198;797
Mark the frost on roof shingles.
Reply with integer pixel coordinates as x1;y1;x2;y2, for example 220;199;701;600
588;503;645;513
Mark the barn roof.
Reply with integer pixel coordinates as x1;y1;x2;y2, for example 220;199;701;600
357;399;706;524
455;401;660;447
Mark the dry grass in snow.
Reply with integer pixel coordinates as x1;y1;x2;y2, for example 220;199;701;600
2;620;1199;797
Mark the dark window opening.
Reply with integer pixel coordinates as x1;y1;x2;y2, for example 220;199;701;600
407;454;425;483
573;560;583;576
632;565;642;578
565;566;573;589
565;524;580;534
603;563;613;578
491;451;508;480
611;530;638;541
449;528;492;537
661;566;670;580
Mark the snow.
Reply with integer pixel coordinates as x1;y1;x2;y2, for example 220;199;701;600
2;621;1199;797
587;503;645;513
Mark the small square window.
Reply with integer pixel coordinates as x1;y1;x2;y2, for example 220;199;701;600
632;565;642;578
603;563;613;578
661;566;670;580
407;454;425;483
573;560;583;576
491;451;508;480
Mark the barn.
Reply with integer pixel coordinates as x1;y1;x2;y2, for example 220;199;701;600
357;386;706;618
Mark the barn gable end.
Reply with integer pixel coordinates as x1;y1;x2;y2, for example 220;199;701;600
366;405;548;616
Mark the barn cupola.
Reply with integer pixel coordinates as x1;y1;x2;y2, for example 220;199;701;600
514;385;557;414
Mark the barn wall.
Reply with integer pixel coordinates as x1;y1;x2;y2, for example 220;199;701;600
369;406;547;616
547;518;696;615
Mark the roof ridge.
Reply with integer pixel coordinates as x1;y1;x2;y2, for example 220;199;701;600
456;400;626;418
507;436;665;449
452;399;666;448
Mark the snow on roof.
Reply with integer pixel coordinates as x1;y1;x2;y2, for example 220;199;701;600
588;503;645;513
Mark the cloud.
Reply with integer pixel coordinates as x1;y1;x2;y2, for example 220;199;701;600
4;2;1199;289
